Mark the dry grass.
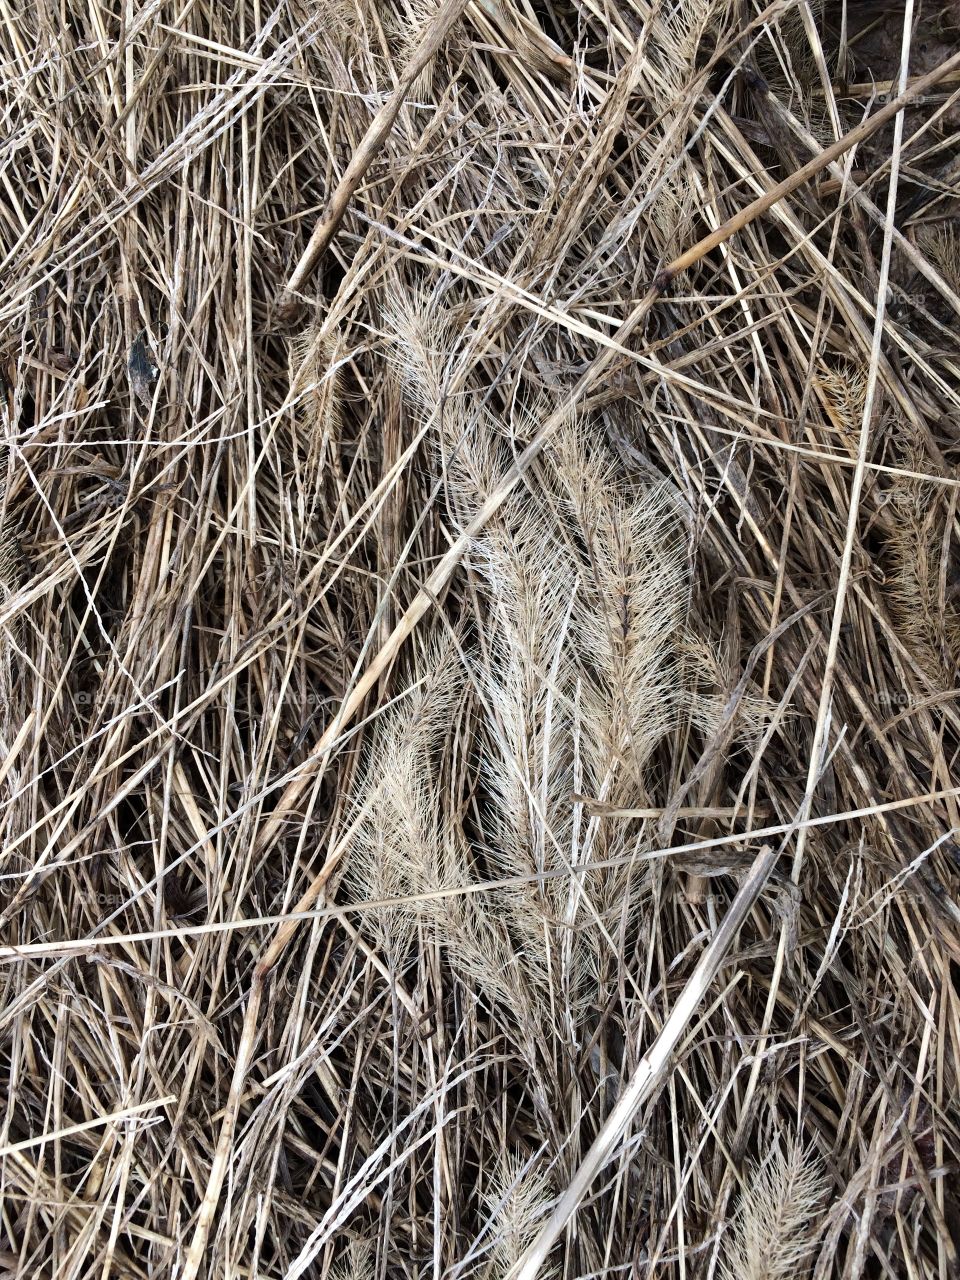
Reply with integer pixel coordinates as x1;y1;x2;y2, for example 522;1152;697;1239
1;1;960;1277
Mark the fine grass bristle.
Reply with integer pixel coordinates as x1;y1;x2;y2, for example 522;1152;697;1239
343;646;459;963
720;1136;829;1280
393;0;447;99
0;516;25;630
288;322;345;514
917;223;960;292
550;426;690;793
329;1241;375;1280
883;432;960;682
814;358;869;456
2;1;960;1277
480;1154;558;1279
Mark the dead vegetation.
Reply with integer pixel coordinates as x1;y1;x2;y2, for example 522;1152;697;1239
1;1;960;1277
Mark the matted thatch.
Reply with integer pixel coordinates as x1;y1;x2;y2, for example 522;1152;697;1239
1;1;960;1277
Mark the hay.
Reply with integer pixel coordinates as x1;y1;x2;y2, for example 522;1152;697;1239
1;1;959;1277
